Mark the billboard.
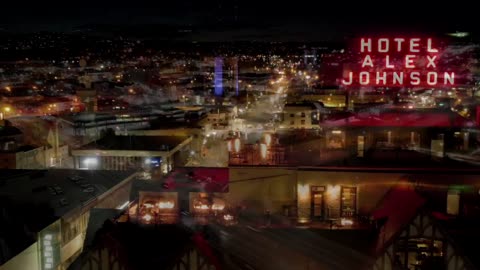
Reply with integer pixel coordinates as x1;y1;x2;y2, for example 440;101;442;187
341;37;458;87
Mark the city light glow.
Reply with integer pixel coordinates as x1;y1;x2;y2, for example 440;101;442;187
212;203;225;211
143;214;153;222
260;143;267;159
234;138;241;153
327;185;341;199
340;218;354;226
157;201;175;209
298;184;309;201
194;204;210;210
264;133;272;146
83;157;98;167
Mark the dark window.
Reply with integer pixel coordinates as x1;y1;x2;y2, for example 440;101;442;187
290;121;294;125
301;120;305;125
290;113;294;117
301;112;306;117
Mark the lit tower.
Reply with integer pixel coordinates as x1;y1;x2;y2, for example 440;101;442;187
214;57;224;96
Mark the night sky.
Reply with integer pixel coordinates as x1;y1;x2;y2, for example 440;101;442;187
0;1;477;41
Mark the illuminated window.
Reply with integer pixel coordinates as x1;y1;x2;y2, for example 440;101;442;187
326;130;345;149
395;238;444;269
340;186;356;217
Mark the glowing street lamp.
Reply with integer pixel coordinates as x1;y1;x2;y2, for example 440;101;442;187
260;143;267;159
234;138;241;153
264;133;272;146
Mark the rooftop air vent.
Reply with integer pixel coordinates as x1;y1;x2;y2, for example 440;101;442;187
82;187;95;193
59;198;69;206
68;175;83;183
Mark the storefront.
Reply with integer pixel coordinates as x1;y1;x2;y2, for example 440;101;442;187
298;183;359;222
129;191;179;224
190;193;235;226
295;169;401;223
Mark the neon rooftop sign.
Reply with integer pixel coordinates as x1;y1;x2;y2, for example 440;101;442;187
341;37;455;87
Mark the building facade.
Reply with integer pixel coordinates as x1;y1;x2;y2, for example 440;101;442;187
72;135;192;174
280;103;319;129
0;170;137;270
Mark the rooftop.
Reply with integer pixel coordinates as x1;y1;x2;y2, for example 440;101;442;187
237;131;480;168
323;108;475;128
79;135;190;152
0;169;135;266
371;182;480;269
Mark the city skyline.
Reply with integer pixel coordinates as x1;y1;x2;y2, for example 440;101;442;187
1;5;480;270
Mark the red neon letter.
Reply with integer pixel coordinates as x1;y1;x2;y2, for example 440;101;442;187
393;72;404;85
427;38;438;53
444;72;455;85
410;72;420;85
394;38;405;52
427;72;438;85
378;38;389;53
362;55;374;67
410;38;420;53
426;55;437;68
342;72;353;85
376;72;387;85
361;38;371;53
405;55;416;68
385;55;394;68
359;72;370;85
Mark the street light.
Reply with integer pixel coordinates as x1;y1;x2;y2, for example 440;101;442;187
83;157;98;170
3;106;11;118
264;133;272;146
234;138;241;153
260;143;267;159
